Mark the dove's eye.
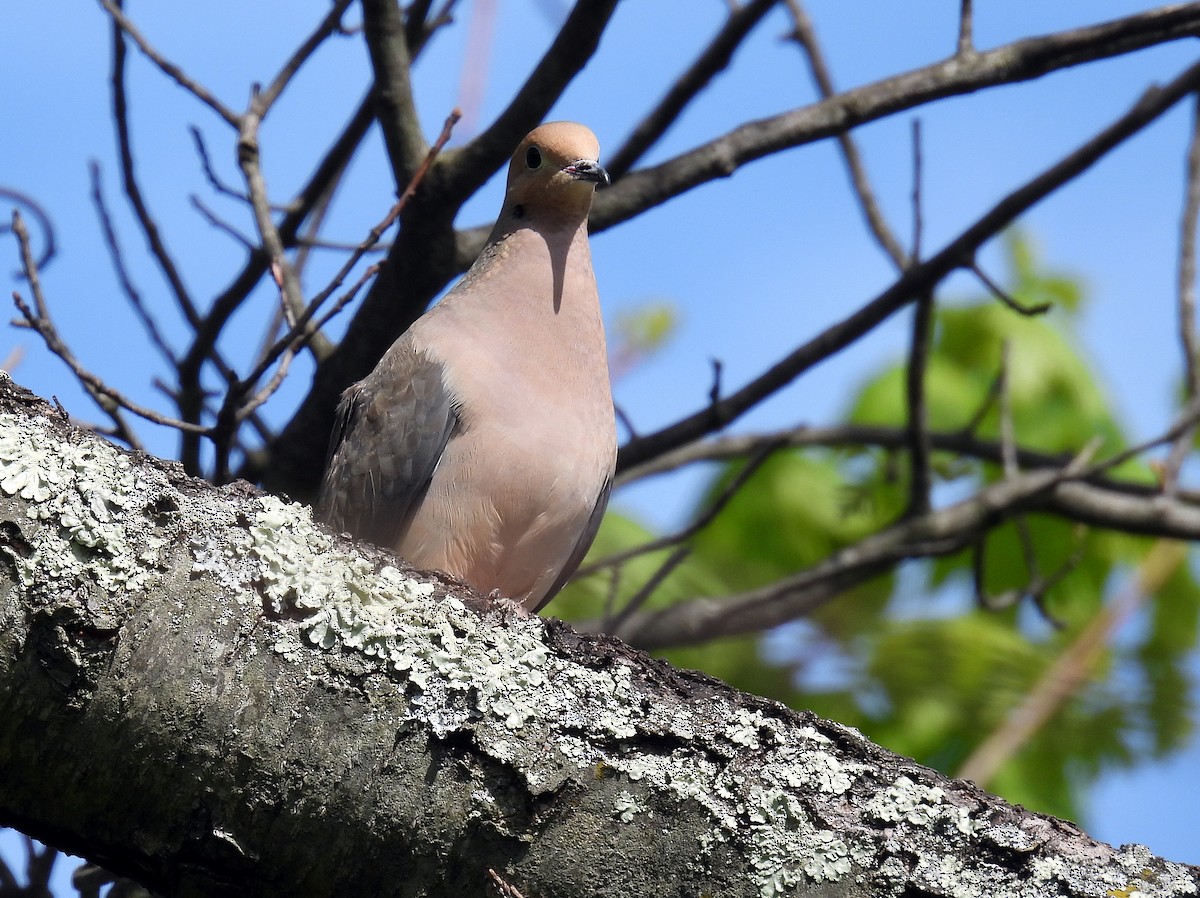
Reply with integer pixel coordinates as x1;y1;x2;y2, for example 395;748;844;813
525;146;543;170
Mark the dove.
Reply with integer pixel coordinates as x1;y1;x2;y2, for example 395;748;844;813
316;121;616;611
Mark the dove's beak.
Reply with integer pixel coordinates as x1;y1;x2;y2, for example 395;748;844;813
566;159;611;188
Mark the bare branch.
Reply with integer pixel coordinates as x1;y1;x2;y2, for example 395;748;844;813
10;211;197;444
257;0;355;116
617;421;1200;511
607;449;1102;648
1164;92;1200;493
582;440;781;580
361;0;430;184
107;0;200;330
443;0;620;202
616;56;1200;474
180;92;375;386
189;194;255;250
302;108;462;342
970;261;1052;316
957;0;975;57
904;121;933;516
212;110;461;481
606;0;778;181
0;187;56;275
98;0;240;128
235;100;308;331
783;0;908;269
88;162;177;368
590;5;1200;232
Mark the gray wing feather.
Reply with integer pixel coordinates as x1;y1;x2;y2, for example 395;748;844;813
316;346;458;551
532;476;612;612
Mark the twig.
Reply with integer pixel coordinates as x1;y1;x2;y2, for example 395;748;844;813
302;108;462;321
98;0;239;128
606;0;777;181
989;341;1066;628
617;421;1200;508
616;56;1200;474
613;404;638;440
1164;91;1200;494
189;126;292;213
970;261;1051;316
997;341;1017;478
252;160;346;368
11;211;196;446
244;263;380;406
89;163;178;369
956;539;1187;787
211;108;460;475
605;545;691;634
957;0;975;57
959;366;1004;439
191;126;249;205
906;289;934;517
910;118;924;265
972;531;1079;624
905;120;933;516
580;440;781;582
784;0;907;269
0;187;56;274
180;91;375;382
107;2;200;329
104;0;209;466
189;195;255;250
236;92;307;330
257;0;355;116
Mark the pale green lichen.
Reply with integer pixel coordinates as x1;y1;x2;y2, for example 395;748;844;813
222;495;555;732
867;775;946;825
0;412;165;597
614;790;648;823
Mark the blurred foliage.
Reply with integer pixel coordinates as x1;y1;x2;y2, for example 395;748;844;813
563;232;1199;825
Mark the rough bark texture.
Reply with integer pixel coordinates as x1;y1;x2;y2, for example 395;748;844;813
0;378;1195;898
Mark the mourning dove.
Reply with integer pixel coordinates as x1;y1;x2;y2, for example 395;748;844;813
317;121;616;611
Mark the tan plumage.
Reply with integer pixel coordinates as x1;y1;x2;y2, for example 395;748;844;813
317;122;616;611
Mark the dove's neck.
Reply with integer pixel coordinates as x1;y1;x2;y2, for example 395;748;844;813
472;217;600;320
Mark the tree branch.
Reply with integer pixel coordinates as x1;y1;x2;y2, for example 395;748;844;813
442;0;621;203
0;380;1195;898
361;0;429;185
605;0;778;181
589;4;1200;232
616;55;1200;473
783;0;908;269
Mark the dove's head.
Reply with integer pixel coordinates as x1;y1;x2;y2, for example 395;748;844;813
502;122;609;226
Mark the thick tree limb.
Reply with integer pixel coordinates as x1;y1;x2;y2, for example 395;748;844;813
0;380;1196;898
361;0;428;184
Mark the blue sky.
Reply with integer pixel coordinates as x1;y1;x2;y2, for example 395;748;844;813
2;0;1199;885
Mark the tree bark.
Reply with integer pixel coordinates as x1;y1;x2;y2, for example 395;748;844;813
0;378;1194;898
